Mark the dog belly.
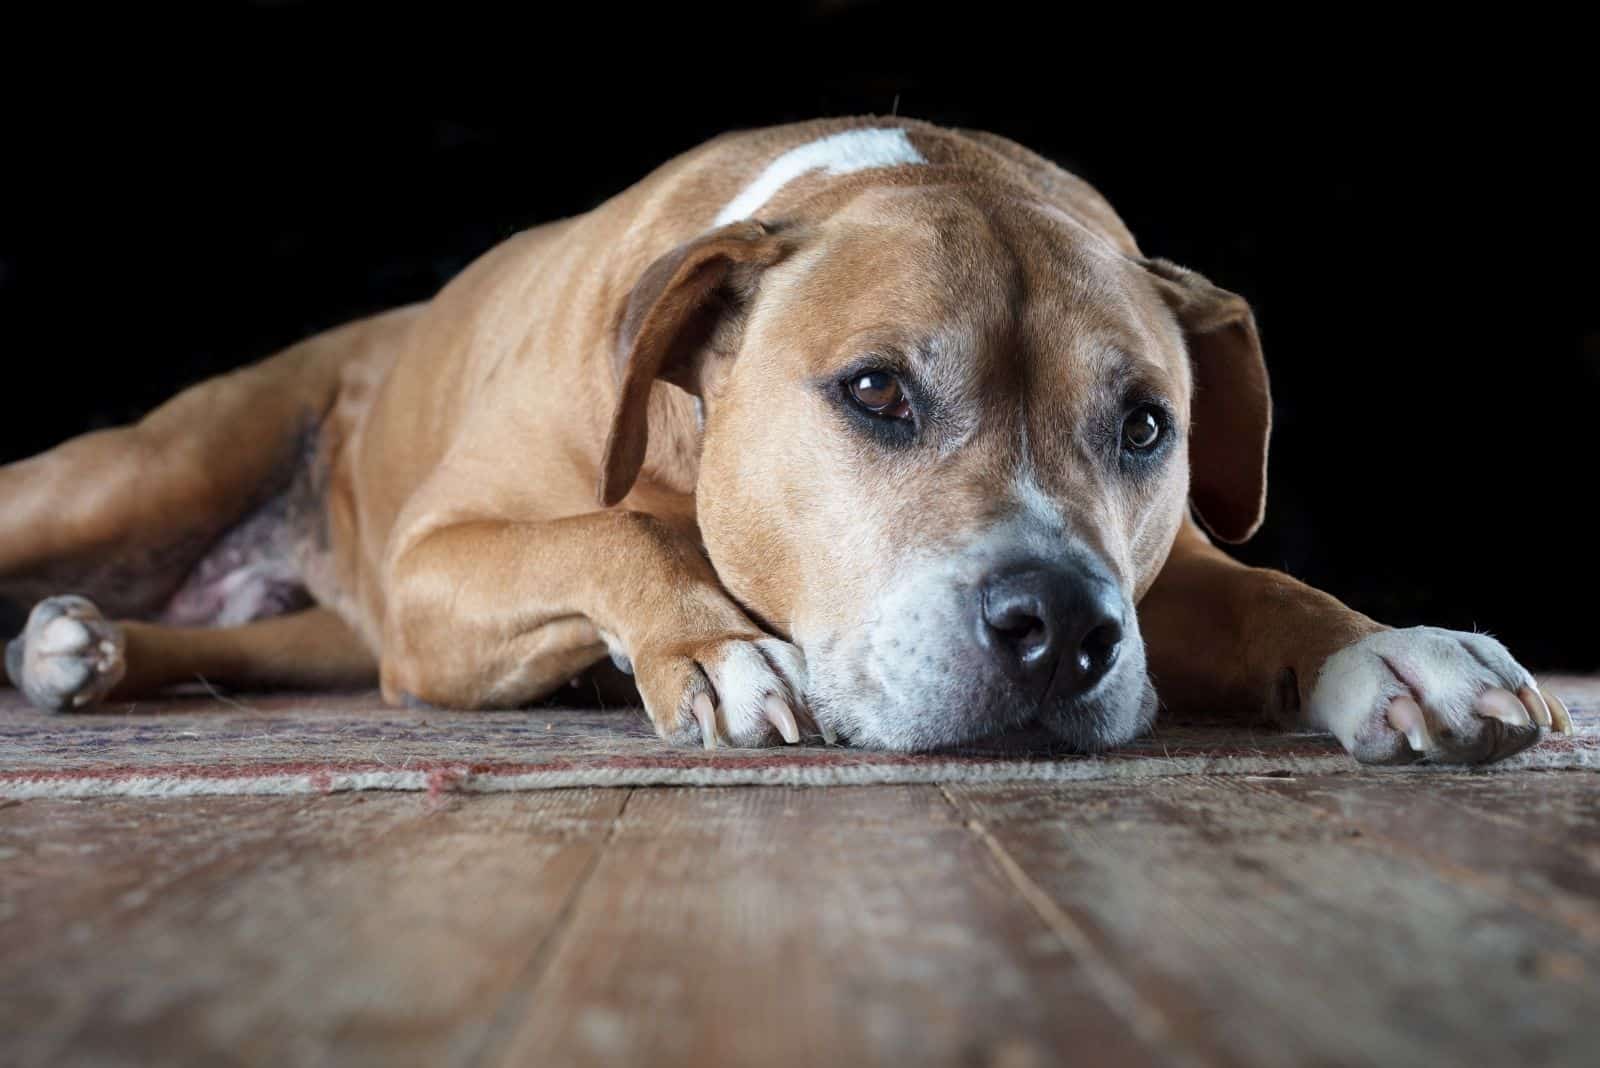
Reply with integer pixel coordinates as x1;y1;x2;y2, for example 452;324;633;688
4;439;336;629
156;495;312;626
156;429;334;628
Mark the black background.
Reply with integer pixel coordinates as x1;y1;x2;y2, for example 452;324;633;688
3;4;1594;668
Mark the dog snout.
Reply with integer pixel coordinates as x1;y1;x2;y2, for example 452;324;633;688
976;561;1124;698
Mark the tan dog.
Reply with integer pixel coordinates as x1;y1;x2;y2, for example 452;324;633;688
1;118;1571;762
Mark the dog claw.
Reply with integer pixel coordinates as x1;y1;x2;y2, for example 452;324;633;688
1543;689;1574;734
1476;688;1531;728
1320;629;1552;765
764;694;801;744
1518;686;1552;729
793;704;819;735
1386;696;1430;752
640;635;809;749
790;705;837;744
693;692;719;749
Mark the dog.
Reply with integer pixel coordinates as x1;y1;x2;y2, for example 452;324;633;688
1;118;1571;762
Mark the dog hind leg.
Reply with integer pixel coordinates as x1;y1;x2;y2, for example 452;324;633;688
6;596;376;709
0;308;420;619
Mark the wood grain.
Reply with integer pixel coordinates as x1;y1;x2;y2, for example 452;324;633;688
946;774;1600;1067
1;791;626;1068
5;774;1599;1067
1241;773;1600;945
485;786;1170;1068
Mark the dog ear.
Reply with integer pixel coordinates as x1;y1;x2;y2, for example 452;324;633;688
599;220;789;507
1142;257;1271;543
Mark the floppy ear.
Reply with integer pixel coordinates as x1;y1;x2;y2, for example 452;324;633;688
1142;257;1271;543
598;220;789;507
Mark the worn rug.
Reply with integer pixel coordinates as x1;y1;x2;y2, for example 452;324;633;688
2;680;1596;799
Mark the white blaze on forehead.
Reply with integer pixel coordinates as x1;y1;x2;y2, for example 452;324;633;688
1012;422;1064;527
1014;470;1062;527
713;127;926;226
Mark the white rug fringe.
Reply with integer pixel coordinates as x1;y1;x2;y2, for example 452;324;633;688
5;745;1595;800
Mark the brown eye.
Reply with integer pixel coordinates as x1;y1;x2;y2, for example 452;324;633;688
1122;406;1162;450
849;371;911;419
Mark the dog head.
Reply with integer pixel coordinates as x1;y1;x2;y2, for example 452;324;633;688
601;178;1268;751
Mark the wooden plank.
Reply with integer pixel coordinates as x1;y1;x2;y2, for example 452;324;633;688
9;773;1596;1067
947;775;1600;1067
0;790;627;1068
1236;773;1600;945
485;785;1176;1068
1;794;332;967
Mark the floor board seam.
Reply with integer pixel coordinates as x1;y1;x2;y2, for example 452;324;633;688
936;783;1210;1068
468;786;635;1068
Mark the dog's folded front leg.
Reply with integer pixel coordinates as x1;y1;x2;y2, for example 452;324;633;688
1140;517;1571;765
381;510;811;748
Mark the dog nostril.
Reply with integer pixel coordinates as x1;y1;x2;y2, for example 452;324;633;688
1002;619;1049;659
1078;620;1123;681
983;595;1053;662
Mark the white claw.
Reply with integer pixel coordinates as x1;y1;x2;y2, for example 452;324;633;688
764;694;801;744
1544;690;1574;735
1387;696;1430;752
1476;688;1531;727
1518;686;1552;729
792;705;836;745
693;692;719;750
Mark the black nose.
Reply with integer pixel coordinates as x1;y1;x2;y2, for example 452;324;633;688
977;562;1124;697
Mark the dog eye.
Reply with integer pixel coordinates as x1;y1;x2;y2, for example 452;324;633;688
848;371;911;419
1122;406;1163;450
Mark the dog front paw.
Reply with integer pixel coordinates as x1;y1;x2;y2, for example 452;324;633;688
630;633;821;749
1308;627;1571;765
6;595;126;711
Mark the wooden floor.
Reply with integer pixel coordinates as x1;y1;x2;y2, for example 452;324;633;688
3;771;1599;1067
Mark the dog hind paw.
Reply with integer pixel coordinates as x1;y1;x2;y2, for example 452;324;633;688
6;595;126;711
1309;627;1570;765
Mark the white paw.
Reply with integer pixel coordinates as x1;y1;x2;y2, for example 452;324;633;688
1309;627;1571;765
5;595;126;712
634;634;822;749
